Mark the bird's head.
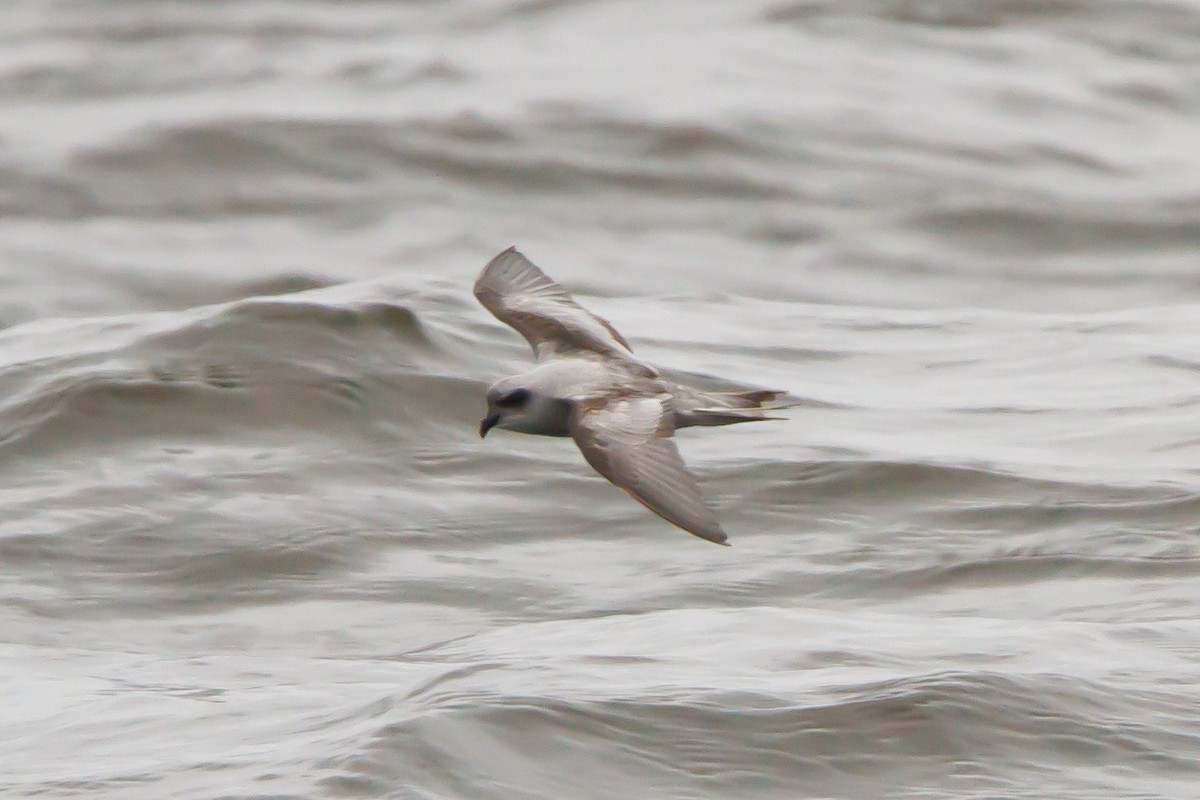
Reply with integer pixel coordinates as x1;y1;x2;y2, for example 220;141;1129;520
479;381;540;437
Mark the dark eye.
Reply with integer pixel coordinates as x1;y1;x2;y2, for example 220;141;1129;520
496;388;531;408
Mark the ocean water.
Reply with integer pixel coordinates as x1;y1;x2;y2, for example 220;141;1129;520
2;1;1200;798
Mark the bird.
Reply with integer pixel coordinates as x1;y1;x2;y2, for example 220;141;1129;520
474;247;796;545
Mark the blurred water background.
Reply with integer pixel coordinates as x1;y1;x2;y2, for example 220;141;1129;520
2;1;1200;798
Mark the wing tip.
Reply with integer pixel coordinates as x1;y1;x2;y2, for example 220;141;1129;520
475;246;521;298
481;245;522;271
612;483;731;547
476;245;534;289
694;525;731;546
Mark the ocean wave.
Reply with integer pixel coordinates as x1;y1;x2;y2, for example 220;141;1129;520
3;114;797;221
332;665;1200;798
0;285;467;459
4;3;1200;798
764;0;1200;43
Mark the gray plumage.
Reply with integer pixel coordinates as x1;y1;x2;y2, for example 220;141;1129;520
475;247;796;545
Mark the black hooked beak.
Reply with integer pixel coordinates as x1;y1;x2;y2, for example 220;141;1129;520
479;413;501;438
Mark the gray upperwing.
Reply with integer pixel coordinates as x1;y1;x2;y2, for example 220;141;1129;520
474;248;636;362
569;393;730;545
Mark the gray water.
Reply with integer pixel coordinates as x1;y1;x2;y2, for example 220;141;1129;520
3;2;1200;798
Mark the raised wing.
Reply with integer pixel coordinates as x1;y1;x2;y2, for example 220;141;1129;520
569;393;730;545
474;247;635;361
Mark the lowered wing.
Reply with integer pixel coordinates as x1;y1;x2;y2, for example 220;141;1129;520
569;392;730;545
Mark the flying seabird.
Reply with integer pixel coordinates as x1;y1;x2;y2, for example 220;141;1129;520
475;247;795;545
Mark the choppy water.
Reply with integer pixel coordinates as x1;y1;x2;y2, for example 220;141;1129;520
3;1;1200;798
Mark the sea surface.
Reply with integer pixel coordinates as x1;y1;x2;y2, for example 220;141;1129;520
2;1;1200;798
